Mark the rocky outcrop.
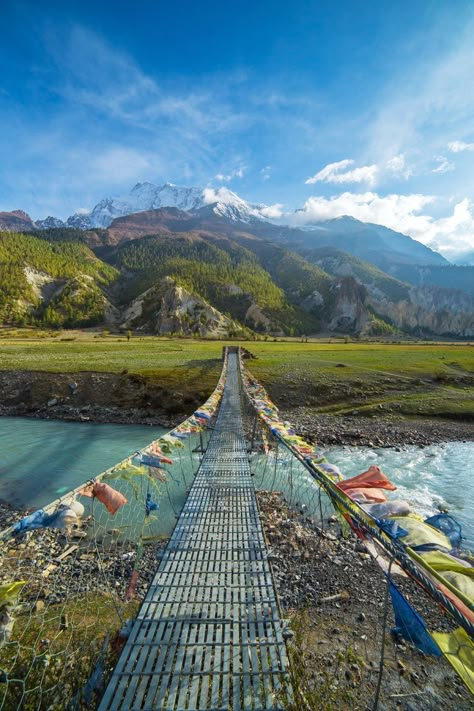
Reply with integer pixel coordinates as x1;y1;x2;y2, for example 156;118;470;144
300;289;324;311
0;210;36;232
328;277;370;332
23;267;64;302
244;303;272;331
367;285;474;337
121;277;235;336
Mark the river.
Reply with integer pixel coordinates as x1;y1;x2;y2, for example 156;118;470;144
0;417;472;547
323;442;474;548
0;416;166;510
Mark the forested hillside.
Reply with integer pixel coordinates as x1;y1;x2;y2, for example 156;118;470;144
109;234;319;333
0;232;118;326
1;216;473;338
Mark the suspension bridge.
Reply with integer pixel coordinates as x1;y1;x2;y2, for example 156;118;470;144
0;346;473;709
98;351;290;710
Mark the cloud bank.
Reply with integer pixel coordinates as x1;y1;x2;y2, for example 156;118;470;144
289;191;474;259
306;159;378;185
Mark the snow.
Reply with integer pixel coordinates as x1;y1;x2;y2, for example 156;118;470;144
59;182;271;229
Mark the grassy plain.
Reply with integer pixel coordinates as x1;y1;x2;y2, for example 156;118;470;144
248;341;474;420
0;330;473;419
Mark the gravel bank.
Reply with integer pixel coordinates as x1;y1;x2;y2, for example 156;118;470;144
285;408;474;447
0;502;167;602
257;490;471;710
0;370;192;427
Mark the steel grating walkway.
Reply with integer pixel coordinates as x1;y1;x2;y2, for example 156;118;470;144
98;352;290;711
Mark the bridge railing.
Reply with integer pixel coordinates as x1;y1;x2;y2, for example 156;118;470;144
0;352;228;710
237;347;474;699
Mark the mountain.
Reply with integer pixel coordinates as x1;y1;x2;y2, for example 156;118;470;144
105;230;320;335
0;210;36;232
1;183;448;273
61;182;267;229
307;247;411;302
307;247;474;337
0;231;118;327
97;209;474;338
35;216;67;229
388;263;474;298
276;215;447;270
2;183;473;338
1;218;474;337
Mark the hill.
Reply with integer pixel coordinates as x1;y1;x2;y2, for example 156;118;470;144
106;231;323;335
1;206;473;338
0;231;118;327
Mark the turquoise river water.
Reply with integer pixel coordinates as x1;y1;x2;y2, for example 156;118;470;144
0;417;166;510
323;442;474;548
0;417;472;547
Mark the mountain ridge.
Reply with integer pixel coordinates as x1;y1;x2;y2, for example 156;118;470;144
1;190;473;337
0;180;449;268
1;220;473;337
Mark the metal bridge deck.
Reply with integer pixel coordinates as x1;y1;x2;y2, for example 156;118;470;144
98;353;290;710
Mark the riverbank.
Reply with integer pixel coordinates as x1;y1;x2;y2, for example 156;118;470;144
0;370;188;427
257;491;471;710
286;407;474;447
2;398;473;447
1;495;471;707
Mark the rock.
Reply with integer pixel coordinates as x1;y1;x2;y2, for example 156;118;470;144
397;659;407;674
47;398;58;407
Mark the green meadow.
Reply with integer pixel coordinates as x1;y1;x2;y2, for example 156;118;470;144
0;331;473;419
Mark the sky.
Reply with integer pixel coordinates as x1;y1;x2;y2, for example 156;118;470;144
1;0;474;261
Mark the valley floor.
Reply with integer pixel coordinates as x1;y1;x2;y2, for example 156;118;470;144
0;332;473;443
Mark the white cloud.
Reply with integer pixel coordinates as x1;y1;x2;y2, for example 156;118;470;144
292;191;433;230
431;156;455;174
203;187;232;204
386;153;413;179
259;203;284;219
74;207;90;215
289;191;474;259
214;166;245;182
260;165;272;181
447;140;474;153
306;159;378;186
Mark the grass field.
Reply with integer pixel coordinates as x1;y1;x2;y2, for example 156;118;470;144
247;341;474;419
0;330;473;419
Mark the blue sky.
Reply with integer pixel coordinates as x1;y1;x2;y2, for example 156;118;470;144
1;0;474;259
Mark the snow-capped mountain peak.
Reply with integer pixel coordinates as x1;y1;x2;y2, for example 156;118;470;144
58;182;269;229
34;215;66;229
202;186;266;223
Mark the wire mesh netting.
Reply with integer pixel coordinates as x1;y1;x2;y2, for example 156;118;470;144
0;361;225;711
1;347;473;710
238;351;474;702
